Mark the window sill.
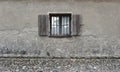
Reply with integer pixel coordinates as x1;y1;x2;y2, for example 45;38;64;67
49;35;72;38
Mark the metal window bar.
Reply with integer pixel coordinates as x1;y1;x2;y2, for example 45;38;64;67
56;17;59;35
62;17;63;35
55;17;57;35
67;16;70;35
51;17;54;35
65;17;66;35
50;14;71;36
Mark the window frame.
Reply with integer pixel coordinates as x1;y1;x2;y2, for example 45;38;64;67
49;13;71;37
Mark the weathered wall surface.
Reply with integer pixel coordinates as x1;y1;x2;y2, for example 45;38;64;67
0;0;120;57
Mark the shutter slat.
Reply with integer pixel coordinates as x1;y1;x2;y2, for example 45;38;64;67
38;15;49;36
71;14;81;36
46;15;50;36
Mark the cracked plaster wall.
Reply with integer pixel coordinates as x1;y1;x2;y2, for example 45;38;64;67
0;0;120;57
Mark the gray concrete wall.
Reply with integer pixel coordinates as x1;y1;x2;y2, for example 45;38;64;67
0;0;120;57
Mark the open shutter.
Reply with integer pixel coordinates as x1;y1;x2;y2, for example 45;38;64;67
71;14;81;36
38;15;49;36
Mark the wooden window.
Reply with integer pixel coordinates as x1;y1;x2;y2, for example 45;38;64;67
38;14;81;37
72;14;81;36
49;14;71;37
38;15;49;36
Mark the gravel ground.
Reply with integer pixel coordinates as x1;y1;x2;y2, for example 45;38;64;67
0;57;119;72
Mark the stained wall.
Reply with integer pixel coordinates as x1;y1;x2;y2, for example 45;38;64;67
0;0;120;57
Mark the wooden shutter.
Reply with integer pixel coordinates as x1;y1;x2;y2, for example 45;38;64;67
71;14;81;36
38;15;49;36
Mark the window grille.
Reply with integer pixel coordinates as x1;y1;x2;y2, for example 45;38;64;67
50;14;71;36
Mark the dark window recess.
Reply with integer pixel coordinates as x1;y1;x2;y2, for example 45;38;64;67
38;14;81;37
49;14;71;37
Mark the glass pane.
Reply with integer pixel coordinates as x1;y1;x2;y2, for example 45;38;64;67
51;16;59;35
62;16;70;35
